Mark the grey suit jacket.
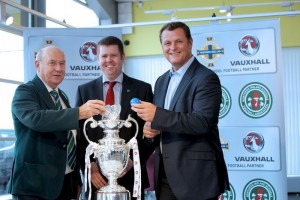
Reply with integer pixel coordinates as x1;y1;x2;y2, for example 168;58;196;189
151;58;230;200
9;75;81;199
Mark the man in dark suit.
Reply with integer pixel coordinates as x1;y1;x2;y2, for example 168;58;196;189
9;45;106;200
75;36;153;200
131;22;230;200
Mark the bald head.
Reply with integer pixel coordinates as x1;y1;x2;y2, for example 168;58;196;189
35;45;66;89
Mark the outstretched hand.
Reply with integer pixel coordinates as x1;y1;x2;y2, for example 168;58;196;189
131;101;156;122
79;100;106;120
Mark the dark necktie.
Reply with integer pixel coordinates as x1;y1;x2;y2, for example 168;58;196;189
105;81;117;105
50;90;76;170
50;90;62;110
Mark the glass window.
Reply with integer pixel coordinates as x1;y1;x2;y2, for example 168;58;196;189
0;0;99;197
0;31;24;82
0;83;18;130
46;0;99;28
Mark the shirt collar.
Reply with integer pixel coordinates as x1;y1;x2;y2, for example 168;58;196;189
37;74;59;93
102;73;123;84
168;56;195;77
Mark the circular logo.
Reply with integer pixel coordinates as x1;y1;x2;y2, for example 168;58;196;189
239;82;272;118
219;183;236;200
79;42;97;62
243;179;276;200
220;137;229;153
243;131;265;153
219;86;231;119
196;37;224;67
238;35;260;57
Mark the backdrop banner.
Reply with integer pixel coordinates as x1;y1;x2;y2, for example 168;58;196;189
191;19;286;200
23;28;122;106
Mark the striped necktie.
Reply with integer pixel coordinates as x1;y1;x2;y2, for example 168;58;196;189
50;90;76;170
50;90;62;110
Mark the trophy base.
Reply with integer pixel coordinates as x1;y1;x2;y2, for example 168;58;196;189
95;190;131;200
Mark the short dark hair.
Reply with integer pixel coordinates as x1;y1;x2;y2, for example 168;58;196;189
159;21;192;43
97;36;124;55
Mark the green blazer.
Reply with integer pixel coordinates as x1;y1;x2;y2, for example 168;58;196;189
8;75;80;199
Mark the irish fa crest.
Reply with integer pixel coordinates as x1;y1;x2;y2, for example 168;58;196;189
243;179;276;200
196;37;224;67
239;82;272;118
220;137;229;153
218;183;236;200
219;86;231;119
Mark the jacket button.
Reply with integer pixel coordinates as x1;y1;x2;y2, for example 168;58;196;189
63;144;67;148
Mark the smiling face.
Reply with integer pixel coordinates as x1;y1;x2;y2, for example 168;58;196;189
35;46;66;89
98;44;125;80
161;27;193;71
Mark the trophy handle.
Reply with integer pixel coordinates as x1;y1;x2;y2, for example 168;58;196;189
83;117;98;144
124;114;139;139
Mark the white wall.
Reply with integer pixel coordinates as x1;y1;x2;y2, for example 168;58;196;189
282;48;300;177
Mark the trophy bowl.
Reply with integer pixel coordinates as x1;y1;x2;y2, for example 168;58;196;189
96;130;130;193
83;105;141;200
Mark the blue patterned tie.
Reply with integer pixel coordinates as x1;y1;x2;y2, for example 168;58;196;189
50;90;76;170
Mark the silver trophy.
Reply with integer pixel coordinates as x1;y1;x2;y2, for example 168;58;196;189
83;105;141;200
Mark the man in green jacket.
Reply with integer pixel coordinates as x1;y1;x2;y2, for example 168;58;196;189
9;45;105;200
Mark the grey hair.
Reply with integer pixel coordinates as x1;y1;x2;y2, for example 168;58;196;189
35;44;60;61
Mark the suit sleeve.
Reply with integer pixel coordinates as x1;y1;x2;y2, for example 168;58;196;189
136;83;154;166
75;85;90;171
12;83;79;133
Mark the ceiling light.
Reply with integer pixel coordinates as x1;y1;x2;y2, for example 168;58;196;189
281;2;293;7
4;14;13;25
219;6;231;13
226;12;232;22
162;10;174;15
171;12;177;20
0;2;13;25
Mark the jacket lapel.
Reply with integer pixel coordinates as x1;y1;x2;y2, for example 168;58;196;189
59;89;70;108
169;59;197;110
32;75;57;110
154;71;171;108
95;77;104;101
120;74;131;120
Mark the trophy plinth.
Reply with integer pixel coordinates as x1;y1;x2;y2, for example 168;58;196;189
95;191;130;200
84;105;141;200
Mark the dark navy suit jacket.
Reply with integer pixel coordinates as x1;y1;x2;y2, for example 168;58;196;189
151;58;230;200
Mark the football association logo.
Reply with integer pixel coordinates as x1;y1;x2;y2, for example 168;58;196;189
239;82;272;118
218;183;236;200
196;37;224;67
219;86;231;119
243;179;276;200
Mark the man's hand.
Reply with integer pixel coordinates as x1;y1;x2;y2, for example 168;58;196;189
144;122;160;138
79;100;105;120
131;101;156;122
90;162;107;189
